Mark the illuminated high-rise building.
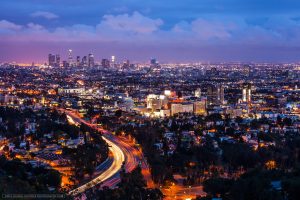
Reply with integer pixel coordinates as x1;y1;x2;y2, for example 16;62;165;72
111;55;116;67
146;94;168;111
150;58;156;64
150;58;157;67
62;60;69;68
76;56;81;67
101;59;110;68
88;53;95;67
48;54;56;66
242;83;251;103
82;56;87;67
122;60;130;69
55;54;60;67
68;49;73;66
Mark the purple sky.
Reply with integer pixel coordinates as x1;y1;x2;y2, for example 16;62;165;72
1;0;300;63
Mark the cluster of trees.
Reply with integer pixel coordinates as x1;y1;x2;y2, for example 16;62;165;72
62;123;109;182
106;112;300;187
0;107;79;140
35;109;80;140
128;122;174;184
0;107;30;138
200;168;300;200
0;156;62;194
62;142;108;180
36;118;79;140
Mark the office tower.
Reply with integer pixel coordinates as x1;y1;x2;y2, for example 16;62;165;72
122;60;133;70
150;58;156;65
48;54;56;66
147;94;162;111
82;56;87;67
62;61;69;68
122;60;130;68
55;54;60;67
207;84;224;105
76;56;81;67
242;83;251;103
110;55;116;67
88;53;95;67
111;55;115;63
146;94;168;111
101;59;110;68
195;88;201;98
150;58;158;68
68;49;73;66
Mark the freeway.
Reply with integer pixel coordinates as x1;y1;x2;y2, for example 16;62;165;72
61;109;148;196
61;109;126;196
68;135;125;196
100;134;154;188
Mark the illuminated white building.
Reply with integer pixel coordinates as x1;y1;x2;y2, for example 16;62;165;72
171;103;194;116
242;83;251;103
146;94;168;111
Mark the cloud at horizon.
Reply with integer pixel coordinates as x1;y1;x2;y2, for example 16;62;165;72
1;0;300;63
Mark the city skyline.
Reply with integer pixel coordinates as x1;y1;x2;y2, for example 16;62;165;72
2;0;300;63
1;1;300;199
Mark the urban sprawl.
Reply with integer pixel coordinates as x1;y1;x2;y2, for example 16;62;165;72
0;51;300;200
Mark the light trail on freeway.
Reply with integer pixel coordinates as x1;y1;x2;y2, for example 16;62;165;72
68;135;125;196
60;108;153;196
61;109;126;196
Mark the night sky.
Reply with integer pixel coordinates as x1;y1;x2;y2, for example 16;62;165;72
1;0;300;63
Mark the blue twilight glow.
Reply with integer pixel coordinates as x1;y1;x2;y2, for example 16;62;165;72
1;0;300;62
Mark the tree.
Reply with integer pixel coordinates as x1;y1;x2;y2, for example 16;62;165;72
203;178;233;197
0;158;62;193
283;177;300;200
229;170;283;200
26;141;30;151
115;109;122;118
222;143;259;170
206;113;222;122
46;170;61;188
235;116;243;124
283;118;293;126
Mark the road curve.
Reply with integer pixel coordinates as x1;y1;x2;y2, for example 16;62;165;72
61;109;125;196
68;135;125;196
60;109;152;195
